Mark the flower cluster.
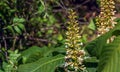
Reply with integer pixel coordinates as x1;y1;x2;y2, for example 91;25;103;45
96;0;117;36
64;9;85;71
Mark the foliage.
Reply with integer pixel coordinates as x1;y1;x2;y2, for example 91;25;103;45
18;46;65;72
18;54;64;72
85;21;120;72
98;36;120;72
1;50;21;72
0;45;65;72
0;0;120;72
0;0;65;72
86;22;120;58
88;19;96;31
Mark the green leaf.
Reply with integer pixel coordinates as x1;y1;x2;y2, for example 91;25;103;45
115;18;120;22
38;0;45;14
44;46;65;57
98;36;120;72
21;46;65;63
85;23;120;58
88;19;96;30
48;15;56;25
17;23;25;31
37;31;42;37
8;50;21;64
18;54;64;72
38;5;45;14
47;29;53;34
10;9;16;13
0;70;3;72
21;46;45;63
7;26;14;34
2;62;13;72
13;17;25;23
82;34;88;43
86;68;97;72
14;26;22;34
84;57;98;72
57;34;63;41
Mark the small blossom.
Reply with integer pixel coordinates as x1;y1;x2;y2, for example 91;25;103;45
65;9;85;71
96;0;117;43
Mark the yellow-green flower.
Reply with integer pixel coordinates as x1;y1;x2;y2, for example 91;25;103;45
65;9;85;71
96;0;117;36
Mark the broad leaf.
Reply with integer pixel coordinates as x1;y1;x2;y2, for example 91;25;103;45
21;46;65;63
98;36;120;72
84;57;98;72
44;45;65;57
21;46;48;63
18;54;64;72
86;68;97;72
85;23;120;58
0;70;3;72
